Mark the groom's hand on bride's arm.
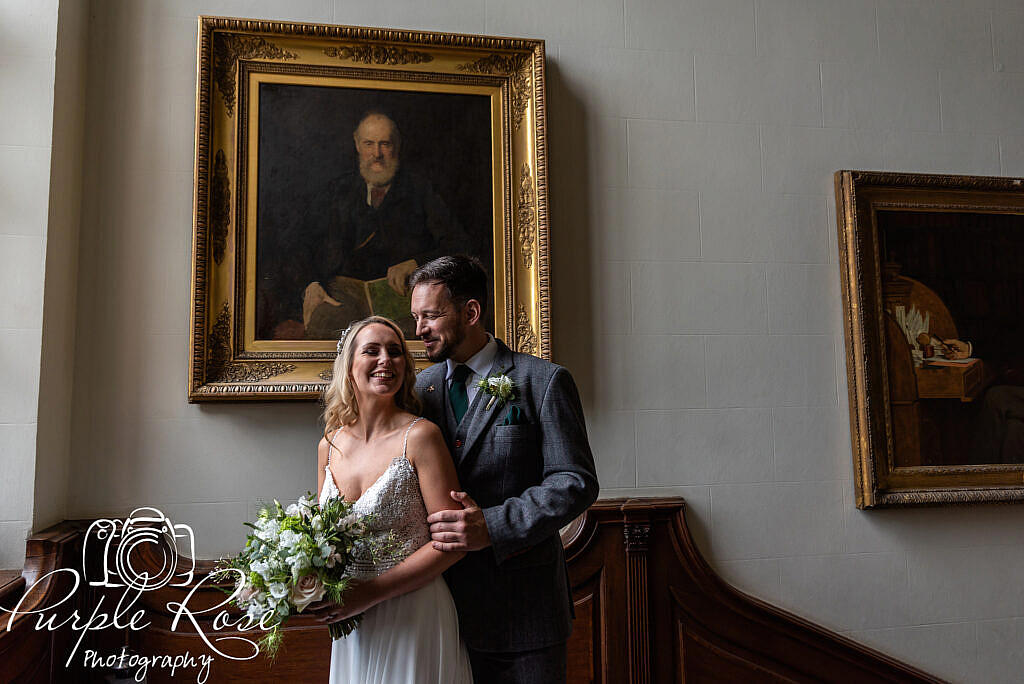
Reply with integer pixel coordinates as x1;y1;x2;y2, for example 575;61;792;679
427;491;492;552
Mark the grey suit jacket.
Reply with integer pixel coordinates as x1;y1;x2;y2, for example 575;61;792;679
415;340;599;652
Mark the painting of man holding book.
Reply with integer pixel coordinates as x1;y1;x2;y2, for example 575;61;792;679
255;88;492;341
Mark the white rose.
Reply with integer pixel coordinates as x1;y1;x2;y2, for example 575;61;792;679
269;582;289;600
237;583;258;604
289;573;327;612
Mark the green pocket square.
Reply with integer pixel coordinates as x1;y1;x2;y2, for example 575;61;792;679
502;405;524;426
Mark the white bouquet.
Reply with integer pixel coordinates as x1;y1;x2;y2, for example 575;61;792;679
216;493;395;656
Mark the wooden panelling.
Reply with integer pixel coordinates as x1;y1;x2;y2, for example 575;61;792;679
1;500;942;683
566;499;941;683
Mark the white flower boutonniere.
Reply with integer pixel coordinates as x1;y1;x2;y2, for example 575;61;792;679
477;373;516;410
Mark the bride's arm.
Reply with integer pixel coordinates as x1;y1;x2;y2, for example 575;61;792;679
316;420;465;621
316;436;330;497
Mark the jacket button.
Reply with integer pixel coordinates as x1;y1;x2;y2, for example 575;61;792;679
455;439;462;448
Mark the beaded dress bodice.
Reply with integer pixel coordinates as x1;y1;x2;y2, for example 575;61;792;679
319;418;430;581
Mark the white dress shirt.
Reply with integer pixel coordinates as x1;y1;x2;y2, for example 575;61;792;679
445;334;498;406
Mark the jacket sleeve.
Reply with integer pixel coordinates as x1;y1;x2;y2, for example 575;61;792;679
482;366;600;564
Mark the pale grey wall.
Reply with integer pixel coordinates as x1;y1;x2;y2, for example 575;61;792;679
0;0;59;567
34;0;88;533
5;0;1024;681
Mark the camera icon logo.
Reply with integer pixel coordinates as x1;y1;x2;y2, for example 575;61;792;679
83;507;196;591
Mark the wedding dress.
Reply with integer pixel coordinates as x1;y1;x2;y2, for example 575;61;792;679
318;417;473;684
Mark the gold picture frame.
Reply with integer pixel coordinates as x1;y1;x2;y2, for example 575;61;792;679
835;170;1024;507
189;17;550;401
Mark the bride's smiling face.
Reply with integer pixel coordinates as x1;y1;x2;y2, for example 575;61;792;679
350;323;407;399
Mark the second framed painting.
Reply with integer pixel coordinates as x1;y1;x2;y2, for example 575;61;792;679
836;170;1024;507
189;18;550;400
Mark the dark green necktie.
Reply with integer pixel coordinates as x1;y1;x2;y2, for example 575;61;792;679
449;364;471;424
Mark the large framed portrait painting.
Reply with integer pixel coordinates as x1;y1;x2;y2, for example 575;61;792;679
189;17;550;400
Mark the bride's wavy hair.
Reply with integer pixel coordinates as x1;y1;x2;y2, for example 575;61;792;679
322;316;421;440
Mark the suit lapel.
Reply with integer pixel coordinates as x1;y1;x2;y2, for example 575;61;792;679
460;341;517;460
420;366;454;446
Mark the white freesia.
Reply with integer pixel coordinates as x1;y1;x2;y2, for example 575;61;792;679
289;573;326;612
478;373;516;409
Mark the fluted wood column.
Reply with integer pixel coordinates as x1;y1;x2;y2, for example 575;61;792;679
624;520;651;684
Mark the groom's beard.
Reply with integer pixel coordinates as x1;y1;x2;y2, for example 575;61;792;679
424;325;466;362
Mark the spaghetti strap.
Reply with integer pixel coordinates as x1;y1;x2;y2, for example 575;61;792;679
402;417;424;460
326;427;344;467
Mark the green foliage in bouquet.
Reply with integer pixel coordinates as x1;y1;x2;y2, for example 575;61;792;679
214;493;398;658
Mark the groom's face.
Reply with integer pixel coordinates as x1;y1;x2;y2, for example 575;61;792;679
411;282;466;362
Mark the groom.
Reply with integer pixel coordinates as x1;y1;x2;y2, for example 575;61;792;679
409;255;599;683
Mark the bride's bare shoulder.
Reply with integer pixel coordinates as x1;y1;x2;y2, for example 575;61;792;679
405;418;445;465
318;429;341;469
407;416;441;440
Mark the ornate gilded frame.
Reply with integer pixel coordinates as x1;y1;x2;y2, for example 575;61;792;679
189;17;550;401
836;170;1024;507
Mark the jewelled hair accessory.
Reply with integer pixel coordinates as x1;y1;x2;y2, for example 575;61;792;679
336;323;355;354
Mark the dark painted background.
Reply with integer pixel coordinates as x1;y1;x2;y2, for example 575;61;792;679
254;83;494;339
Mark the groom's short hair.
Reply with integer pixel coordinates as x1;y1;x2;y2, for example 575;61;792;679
408;255;488;317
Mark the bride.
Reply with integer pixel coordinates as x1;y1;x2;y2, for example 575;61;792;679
310;315;472;683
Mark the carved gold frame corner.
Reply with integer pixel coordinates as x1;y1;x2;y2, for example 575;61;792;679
189;17;550;401
836;169;1024;507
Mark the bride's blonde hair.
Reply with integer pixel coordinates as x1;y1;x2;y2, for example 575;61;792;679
322;316;421;440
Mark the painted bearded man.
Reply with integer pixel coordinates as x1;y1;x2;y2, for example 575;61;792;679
302;111;469;339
